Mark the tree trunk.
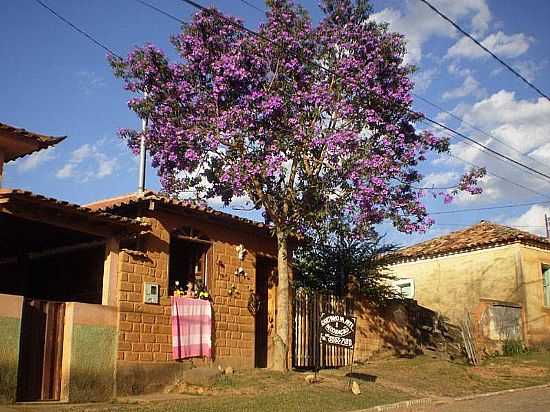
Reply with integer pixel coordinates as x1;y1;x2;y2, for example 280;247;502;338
272;229;290;372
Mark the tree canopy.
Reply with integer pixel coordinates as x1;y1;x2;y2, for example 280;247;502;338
109;0;483;371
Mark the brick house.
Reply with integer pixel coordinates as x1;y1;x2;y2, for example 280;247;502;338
0;120;463;404
389;221;550;349
86;191;282;394
0;189;147;402
0;123;147;403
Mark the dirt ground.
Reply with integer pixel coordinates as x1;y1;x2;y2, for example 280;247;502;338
3;350;550;412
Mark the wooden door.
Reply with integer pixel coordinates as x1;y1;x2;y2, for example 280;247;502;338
17;300;65;401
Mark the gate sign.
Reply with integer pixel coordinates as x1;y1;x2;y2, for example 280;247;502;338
320;313;356;349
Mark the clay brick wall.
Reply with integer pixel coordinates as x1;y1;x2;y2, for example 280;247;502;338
116;208;277;368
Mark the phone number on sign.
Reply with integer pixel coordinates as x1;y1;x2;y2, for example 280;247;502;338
322;335;352;347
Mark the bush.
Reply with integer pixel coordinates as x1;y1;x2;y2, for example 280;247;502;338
502;339;525;356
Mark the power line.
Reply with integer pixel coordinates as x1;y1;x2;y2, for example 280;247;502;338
423;116;550;182
238;0;264;14
35;0;550;220
421;122;550;191
433;223;546;229
32;0;122;59
135;0;185;24
430;199;550;215
188;0;550;184
448;152;550;201
417;0;550;102
413;93;550;174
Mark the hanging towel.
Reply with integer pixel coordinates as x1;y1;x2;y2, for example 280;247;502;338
171;296;212;360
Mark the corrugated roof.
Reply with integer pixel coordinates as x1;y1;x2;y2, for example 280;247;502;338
86;190;271;232
0;189;148;232
396;221;550;262
0;122;66;162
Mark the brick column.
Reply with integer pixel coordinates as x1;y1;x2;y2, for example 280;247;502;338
102;238;120;306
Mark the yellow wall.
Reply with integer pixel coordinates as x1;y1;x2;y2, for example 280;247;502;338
518;245;550;345
389;243;550;345
389;244;522;324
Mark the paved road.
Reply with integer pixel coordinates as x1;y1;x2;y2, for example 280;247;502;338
408;386;550;412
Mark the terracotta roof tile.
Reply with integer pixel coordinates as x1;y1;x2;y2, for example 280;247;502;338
0;122;66;162
396;221;550;262
0;189;148;232
85;190;271;232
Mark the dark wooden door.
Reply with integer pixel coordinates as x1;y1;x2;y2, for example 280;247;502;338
17;299;65;401
254;259;270;368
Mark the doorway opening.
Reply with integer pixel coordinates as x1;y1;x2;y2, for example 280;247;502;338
16;300;65;402
255;257;276;368
168;227;212;294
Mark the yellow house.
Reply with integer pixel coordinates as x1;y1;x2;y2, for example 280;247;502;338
389;221;550;347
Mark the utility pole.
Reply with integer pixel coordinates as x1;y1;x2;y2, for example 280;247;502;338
138;92;148;194
545;214;549;239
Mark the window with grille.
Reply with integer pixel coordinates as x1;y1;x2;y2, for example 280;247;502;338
543;266;550;307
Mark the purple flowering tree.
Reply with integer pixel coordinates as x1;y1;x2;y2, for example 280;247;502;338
110;0;483;371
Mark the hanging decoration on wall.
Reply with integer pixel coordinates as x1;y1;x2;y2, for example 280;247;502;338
247;291;262;315
228;283;239;297
236;244;247;260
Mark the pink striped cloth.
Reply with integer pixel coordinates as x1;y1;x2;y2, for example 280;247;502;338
171;296;212;360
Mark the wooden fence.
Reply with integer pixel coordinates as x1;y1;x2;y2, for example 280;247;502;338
292;288;354;369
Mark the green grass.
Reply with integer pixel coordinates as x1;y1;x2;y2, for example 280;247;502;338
130;387;407;412
55;350;550;412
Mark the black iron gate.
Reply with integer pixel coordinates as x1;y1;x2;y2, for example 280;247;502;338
292;288;354;369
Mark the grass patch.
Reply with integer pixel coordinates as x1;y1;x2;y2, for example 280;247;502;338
58;351;550;412
135;386;407;412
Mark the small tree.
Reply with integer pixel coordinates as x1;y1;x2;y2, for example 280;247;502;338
293;224;400;303
109;0;483;371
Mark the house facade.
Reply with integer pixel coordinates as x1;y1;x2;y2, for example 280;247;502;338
389;221;550;348
86;191;282;395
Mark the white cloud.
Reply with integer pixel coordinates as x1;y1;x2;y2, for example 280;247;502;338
504;205;550;236
412;68;438;93
16;147;56;172
447;31;534;60
422;171;458;187
442;74;486;100
514;60;547;82
75;71;106;95
437;90;550;206
371;0;491;65
56;143;117;181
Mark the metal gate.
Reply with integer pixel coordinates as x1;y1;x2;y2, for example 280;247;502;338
292;288;354;369
17;299;65;401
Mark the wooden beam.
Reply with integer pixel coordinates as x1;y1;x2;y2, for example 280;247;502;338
29;240;107;260
0;240;107;264
175;234;212;245
1;203;117;238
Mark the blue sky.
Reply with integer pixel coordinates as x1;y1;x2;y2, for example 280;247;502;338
2;0;550;246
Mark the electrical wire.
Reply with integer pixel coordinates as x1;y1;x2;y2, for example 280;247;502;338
177;0;550;184
32;0;122;59
135;0;186;24
430;199;550;215
417;0;550;102
41;0;550;208
413;93;550;174
423;116;550;181
238;0;264;14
